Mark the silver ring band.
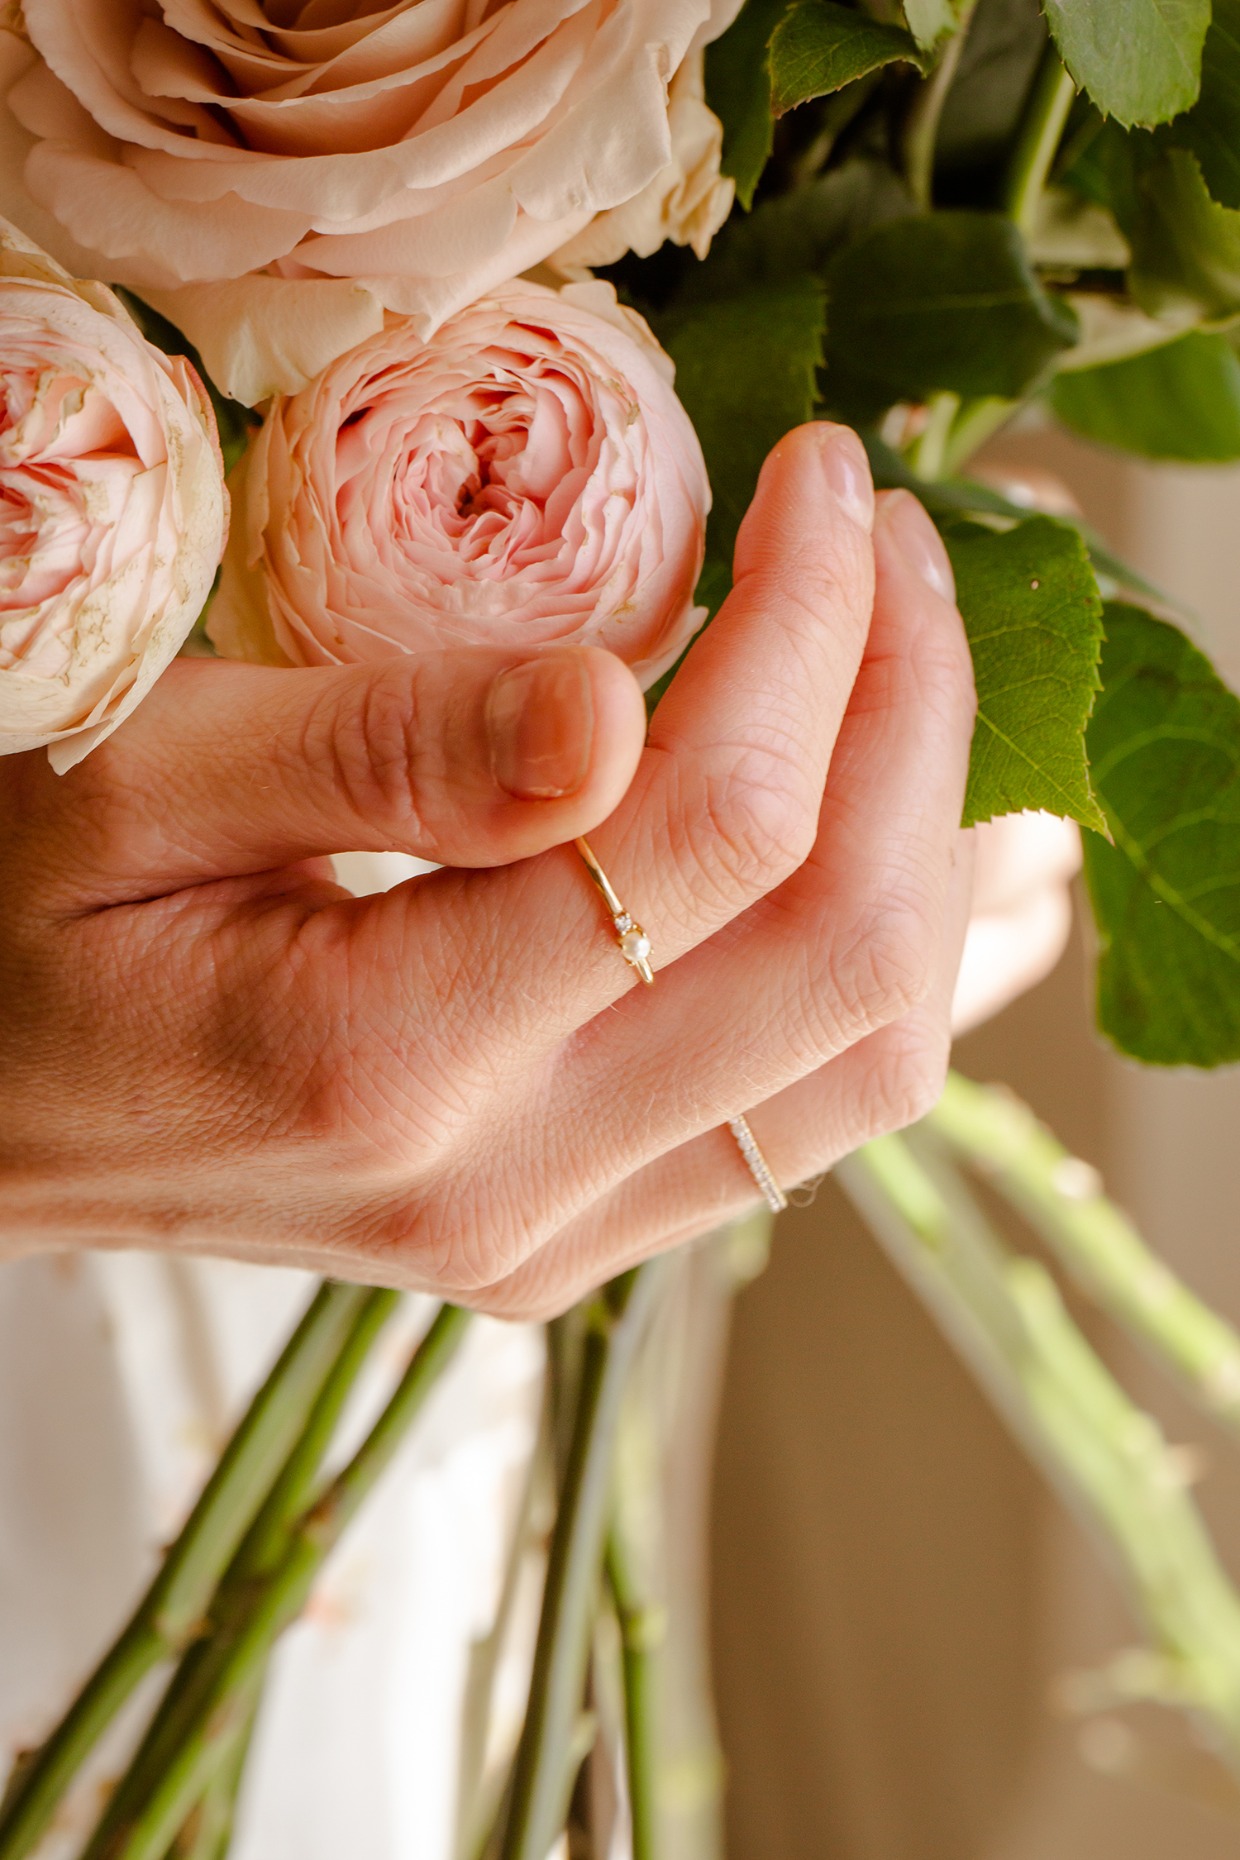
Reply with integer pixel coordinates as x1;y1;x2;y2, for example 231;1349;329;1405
728;1115;787;1213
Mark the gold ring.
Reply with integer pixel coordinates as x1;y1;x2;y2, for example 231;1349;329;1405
575;836;654;985
728;1114;787;1213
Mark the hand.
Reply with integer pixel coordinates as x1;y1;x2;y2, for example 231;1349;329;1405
0;426;976;1318
952;811;1081;1036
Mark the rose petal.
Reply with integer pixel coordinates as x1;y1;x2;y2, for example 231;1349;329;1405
0;217;228;767
211;280;708;691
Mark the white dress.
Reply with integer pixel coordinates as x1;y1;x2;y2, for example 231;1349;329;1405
0;1252;546;1859
0;853;550;1860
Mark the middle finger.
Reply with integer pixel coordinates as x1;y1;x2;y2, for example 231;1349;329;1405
333;423;877;1057
461;491;977;1281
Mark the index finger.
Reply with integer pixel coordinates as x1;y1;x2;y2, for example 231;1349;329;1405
340;422;879;1052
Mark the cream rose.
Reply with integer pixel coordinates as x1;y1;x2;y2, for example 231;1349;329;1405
1;1;738;404
0;218;227;771
551;51;734;271
209;280;709;691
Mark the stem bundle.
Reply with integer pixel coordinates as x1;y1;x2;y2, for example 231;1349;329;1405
492;1266;660;1860
839;1121;1240;1757
0;1281;374;1860
0;1291;470;1860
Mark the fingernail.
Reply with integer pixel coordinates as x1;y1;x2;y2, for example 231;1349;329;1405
877;489;955;600
816;425;875;532
486;653;593;799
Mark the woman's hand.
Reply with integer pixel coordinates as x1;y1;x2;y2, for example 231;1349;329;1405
0;425;977;1318
952;811;1081;1036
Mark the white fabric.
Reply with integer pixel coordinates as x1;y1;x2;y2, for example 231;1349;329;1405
0;848;546;1858
0;1252;544;1858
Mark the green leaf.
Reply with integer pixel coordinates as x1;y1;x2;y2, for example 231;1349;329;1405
1060;113;1145;231
768;0;924;116
657;277;827;598
1165;0;1240;207
823;212;1079;416
1049;330;1240;459
1129;146;1240;320
1043;0;1209;128
675;159;914;305
1083;605;1240;1065
861;428;1181;610
902;0;970;52
704;0;787;209
946;518;1106;830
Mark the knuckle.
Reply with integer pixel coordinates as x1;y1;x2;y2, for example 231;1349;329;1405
396;1165;561;1297
465;1269;571;1324
736;543;870;639
305;670;429;842
822;897;937;1040
915;625;978;730
857;1020;951;1141
682;747;818;906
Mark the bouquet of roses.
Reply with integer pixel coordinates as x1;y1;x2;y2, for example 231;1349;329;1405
5;0;1240;1855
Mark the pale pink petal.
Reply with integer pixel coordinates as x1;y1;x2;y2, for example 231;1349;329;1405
0;216;228;767
210;281;708;690
7;0;722;318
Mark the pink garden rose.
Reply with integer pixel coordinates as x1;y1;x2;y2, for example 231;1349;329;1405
0;218;226;771
0;2;739;403
209;280;709;690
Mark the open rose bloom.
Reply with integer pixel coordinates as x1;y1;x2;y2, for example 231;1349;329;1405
0;219;226;770
210;281;710;688
1;1;738;403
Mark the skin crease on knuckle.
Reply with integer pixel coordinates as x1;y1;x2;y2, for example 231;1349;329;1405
694;751;820;903
304;667;437;852
853;1015;952;1142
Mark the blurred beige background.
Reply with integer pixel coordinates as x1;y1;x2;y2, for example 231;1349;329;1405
709;433;1240;1860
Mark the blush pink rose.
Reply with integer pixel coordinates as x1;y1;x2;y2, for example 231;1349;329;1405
0;218;227;771
209;280;709;691
0;2;739;402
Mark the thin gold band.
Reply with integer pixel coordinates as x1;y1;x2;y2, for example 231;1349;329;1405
575;836;654;985
575;840;783;1211
728;1115;788;1213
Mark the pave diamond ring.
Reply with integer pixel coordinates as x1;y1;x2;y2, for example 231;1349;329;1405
728;1114;788;1213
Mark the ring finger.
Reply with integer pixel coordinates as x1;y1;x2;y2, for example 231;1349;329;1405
479;825;976;1318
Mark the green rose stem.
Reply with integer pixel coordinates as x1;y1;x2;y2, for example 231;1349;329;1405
600;1226;765;1860
82;1287;402;1854
1003;45;1079;236
606;1526;662;1860
838;1133;1240;1752
928;1072;1240;1434
0;1280;373;1860
906;389;960;480
902;0;979;211
493;1265;661;1860
910;45;1075;483
167;1696;257;1860
78;1302;470;1860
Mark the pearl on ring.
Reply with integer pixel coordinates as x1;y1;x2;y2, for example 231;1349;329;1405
575;838;655;985
619;926;653;965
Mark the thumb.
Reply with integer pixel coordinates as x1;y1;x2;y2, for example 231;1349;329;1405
22;646;648;899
